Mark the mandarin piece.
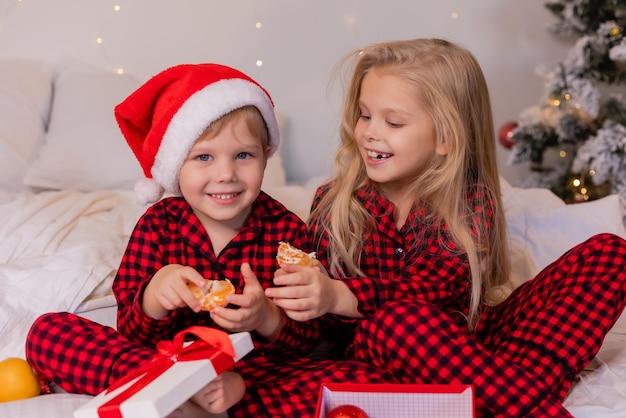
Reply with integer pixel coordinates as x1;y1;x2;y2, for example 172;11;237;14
188;279;235;311
276;241;318;267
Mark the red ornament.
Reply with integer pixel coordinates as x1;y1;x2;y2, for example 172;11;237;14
498;121;518;149
327;404;370;418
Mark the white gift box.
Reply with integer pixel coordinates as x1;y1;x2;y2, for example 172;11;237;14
74;330;253;418
315;382;475;418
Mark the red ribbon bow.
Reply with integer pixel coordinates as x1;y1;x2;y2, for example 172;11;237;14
97;326;235;418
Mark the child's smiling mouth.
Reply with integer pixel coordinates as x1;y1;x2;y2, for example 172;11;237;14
367;150;392;160
209;192;241;200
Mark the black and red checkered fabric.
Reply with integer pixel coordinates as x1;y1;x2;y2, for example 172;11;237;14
25;184;626;418
229;185;626;417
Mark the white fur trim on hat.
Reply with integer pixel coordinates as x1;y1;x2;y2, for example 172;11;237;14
151;78;279;197
134;178;165;205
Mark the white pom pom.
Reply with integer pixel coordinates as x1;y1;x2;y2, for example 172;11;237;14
134;178;164;205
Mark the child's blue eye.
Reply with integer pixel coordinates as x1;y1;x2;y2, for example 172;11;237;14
236;152;252;160
197;154;212;161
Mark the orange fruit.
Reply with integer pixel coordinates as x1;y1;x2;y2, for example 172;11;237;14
0;357;40;402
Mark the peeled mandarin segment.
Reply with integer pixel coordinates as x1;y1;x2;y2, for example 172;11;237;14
208;279;235;308
188;279;235;311
187;282;206;300
276;241;318;266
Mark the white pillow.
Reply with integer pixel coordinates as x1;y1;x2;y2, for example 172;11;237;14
0;60;52;191
501;179;626;286
23;67;144;191
23;66;288;192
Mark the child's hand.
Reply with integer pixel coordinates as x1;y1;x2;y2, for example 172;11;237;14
210;262;283;341
266;263;360;321
142;264;206;319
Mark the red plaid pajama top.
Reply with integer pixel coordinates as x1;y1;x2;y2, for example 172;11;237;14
111;192;318;354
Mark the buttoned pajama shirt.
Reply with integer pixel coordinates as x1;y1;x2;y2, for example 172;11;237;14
228;184;626;418
26;192;319;394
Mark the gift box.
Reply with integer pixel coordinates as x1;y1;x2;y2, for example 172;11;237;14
74;327;253;418
315;382;474;418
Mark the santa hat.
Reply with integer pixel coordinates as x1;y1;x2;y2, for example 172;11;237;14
114;63;280;204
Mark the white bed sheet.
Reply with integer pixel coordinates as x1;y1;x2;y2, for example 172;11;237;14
0;189;147;360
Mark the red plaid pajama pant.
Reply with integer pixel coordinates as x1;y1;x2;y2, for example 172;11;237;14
26;233;626;417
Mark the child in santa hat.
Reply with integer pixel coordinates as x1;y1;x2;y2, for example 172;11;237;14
26;63;319;416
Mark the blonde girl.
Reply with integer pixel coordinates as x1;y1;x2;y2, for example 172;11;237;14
236;38;626;418
310;37;512;330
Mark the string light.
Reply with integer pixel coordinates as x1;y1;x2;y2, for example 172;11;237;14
610;24;621;37
92;2;128;75
1;2;468;79
564;169;611;203
255;20;263;66
548;97;561;107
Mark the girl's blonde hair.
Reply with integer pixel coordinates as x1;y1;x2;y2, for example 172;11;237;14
309;38;511;330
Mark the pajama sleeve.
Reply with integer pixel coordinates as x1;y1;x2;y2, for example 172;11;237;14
253;216;325;358
113;205;181;347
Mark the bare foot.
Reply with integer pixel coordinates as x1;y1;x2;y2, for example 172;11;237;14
165;372;245;418
167;400;225;418
190;371;245;415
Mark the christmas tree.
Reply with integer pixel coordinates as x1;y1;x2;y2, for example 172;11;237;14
505;0;626;204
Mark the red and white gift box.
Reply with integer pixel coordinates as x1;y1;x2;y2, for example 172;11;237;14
74;327;253;418
315;382;475;418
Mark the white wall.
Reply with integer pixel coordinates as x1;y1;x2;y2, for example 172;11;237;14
0;0;572;184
